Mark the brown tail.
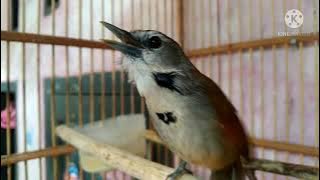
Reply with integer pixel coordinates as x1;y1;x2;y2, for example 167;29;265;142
210;159;257;180
210;160;244;180
243;157;257;180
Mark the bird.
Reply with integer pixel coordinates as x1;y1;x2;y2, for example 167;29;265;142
100;21;256;180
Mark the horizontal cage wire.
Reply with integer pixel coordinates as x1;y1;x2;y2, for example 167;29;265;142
0;0;319;180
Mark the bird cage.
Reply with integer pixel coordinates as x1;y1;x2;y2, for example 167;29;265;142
0;0;319;180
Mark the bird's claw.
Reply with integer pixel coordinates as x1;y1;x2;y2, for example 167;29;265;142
166;161;193;180
166;168;192;180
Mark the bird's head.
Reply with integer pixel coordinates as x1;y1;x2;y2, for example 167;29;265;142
101;22;193;72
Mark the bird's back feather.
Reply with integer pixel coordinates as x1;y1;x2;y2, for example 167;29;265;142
192;69;250;161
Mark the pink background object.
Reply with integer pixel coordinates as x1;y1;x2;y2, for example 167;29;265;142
1;103;17;129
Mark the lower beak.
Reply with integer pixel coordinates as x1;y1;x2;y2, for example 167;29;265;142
100;22;142;58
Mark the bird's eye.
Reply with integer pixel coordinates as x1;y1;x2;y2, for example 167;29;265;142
147;36;162;49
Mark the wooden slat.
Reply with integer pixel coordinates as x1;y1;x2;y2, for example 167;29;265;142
187;33;319;57
1;31;111;49
250;138;319;157
1;31;318;58
144;130;319;157
1;145;75;166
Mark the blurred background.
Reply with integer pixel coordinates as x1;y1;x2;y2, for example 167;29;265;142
0;0;319;180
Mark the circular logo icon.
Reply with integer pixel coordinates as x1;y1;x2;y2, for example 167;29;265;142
285;9;304;28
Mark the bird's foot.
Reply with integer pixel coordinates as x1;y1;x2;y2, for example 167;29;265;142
166;161;193;180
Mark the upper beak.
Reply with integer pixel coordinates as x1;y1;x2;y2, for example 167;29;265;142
100;21;143;57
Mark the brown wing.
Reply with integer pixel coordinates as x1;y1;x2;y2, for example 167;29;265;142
195;71;250;159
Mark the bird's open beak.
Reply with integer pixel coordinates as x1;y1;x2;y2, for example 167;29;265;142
100;21;143;57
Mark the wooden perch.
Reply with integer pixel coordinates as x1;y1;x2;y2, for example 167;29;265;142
144;130;319;180
244;158;319;180
56;125;197;180
1;145;75;166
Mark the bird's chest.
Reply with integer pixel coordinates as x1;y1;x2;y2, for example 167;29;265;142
133;71;192;134
128;66;240;169
135;76;221;158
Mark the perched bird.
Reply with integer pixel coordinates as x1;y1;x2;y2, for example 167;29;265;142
101;22;255;180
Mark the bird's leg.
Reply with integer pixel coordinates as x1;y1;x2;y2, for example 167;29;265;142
166;160;193;180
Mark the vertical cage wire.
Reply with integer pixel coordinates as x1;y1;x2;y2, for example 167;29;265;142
111;0;116;121
216;0;221;85
191;0;196;53
248;0;254;137
283;1;291;175
89;0;95;179
200;0;205;75
227;0;232;99
78;0;83;128
36;0;43;178
258;0;265;179
237;0;244;119
208;0;213;81
271;1;278;175
259;46;265;180
64;0;71;167
119;1;125;178
110;0;117;179
120;0;125;116
164;0;167;39
139;0;145;116
298;0;305;165
284;42;290;178
130;0;135;114
171;0;174;41
140;86;145;115
314;0;320;168
101;0;106;124
176;0;184;48
20;0;29;179
315;41;319;166
5;0;12;179
298;37;305;163
89;0;95;126
5;49;12;177
78;0;84;179
49;0;58;179
64;0;70;127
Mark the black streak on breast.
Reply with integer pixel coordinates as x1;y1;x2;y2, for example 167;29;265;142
156;112;177;125
153;72;184;95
